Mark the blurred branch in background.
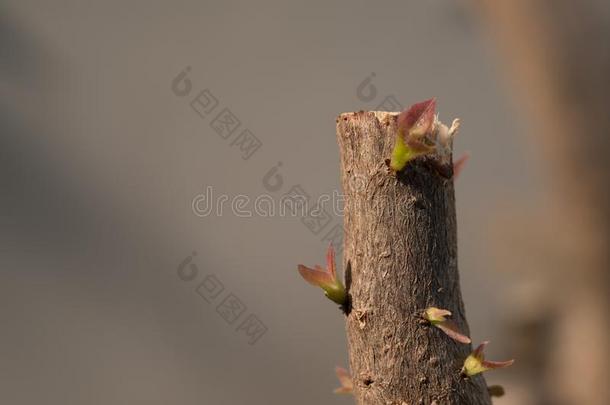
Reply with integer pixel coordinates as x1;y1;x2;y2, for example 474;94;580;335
472;1;610;404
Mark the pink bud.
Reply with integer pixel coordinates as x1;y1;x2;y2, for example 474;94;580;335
334;366;353;394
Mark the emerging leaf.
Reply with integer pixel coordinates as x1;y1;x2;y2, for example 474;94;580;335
334;366;354;394
453;153;470;180
389;98;461;173
297;265;334;288
400;98;437;151
297;244;347;306
423;307;471;344
390;98;436;171
462;341;515;377
435;322;472;344
423;307;452;323
390;135;417;172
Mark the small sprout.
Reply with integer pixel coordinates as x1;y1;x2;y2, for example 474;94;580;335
423;307;471;344
453;152;470;180
488;385;506;398
390;98;461;172
461;341;515;377
334;366;354;394
297;244;347;306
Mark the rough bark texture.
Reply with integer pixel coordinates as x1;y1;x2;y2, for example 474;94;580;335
336;111;491;405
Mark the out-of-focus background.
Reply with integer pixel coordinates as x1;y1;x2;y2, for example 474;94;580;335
2;1;609;404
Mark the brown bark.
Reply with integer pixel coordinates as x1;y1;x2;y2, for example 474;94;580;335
336;111;491;405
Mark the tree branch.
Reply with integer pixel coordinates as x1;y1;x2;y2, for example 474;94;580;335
337;111;491;405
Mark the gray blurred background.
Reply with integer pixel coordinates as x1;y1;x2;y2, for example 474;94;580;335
2;1;609;404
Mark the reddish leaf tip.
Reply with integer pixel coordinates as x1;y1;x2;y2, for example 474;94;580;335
463;341;514;376
436;321;472;344
297;264;333;287
482;359;515;369
453;152;470;179
397;98;437;134
326;243;336;279
473;341;490;358
334;366;354;394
